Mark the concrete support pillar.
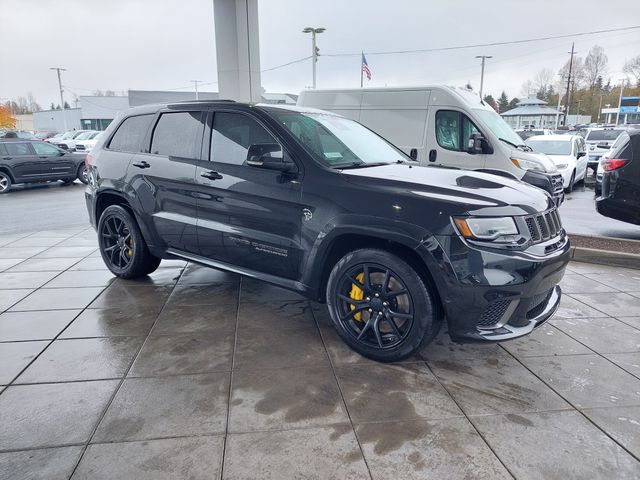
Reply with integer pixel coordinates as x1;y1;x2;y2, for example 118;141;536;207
213;0;262;103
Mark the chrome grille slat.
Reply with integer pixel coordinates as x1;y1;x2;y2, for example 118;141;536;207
525;207;563;247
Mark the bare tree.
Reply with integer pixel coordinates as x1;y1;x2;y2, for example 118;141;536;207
520;79;534;98
92;89;104;96
584;45;608;89
26;92;41;112
533;68;554;92
558;57;586;89
104;90;116;96
623;55;640;87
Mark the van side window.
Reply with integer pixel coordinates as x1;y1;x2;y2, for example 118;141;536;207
210;112;276;165
436;110;480;153
151;111;205;158
108;114;154;153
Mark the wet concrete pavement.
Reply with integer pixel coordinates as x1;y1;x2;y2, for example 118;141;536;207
0;227;639;479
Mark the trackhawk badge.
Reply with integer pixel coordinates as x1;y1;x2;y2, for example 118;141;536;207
302;208;313;221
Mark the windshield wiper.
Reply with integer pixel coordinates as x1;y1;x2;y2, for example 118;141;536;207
334;162;391;170
499;138;532;152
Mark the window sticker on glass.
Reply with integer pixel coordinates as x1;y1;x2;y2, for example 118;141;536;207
324;152;343;159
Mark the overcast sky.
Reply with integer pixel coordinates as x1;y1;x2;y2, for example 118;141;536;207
1;0;638;108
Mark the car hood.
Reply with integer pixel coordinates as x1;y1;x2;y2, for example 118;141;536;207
545;154;574;165
342;164;553;216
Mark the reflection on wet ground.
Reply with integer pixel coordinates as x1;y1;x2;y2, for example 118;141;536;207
0;228;639;479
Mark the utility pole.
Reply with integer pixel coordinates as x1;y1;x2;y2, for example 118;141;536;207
475;55;492;99
562;43;576;127
50;67;68;131
303;27;325;89
190;80;202;100
616;79;626;125
598;94;604;123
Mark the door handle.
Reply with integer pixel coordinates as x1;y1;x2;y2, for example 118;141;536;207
201;171;223;180
428;149;437;162
132;161;150;169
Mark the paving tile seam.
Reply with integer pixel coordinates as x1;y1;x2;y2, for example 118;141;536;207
418;351;519;480
2;235;92;274
497;341;640;464
311;303;375;480
564;293;615;318
218;275;243;480
66;262;189;479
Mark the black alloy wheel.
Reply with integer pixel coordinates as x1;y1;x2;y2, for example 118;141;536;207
98;205;161;278
327;248;439;362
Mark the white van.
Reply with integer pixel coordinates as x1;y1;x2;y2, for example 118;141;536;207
298;86;564;204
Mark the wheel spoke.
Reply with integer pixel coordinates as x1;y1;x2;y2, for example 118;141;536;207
372;314;384;347
347;275;365;291
357;315;375;340
382;270;391;293
363;265;371;290
103;244;118;253
338;294;368;308
340;305;368;323
386;289;408;298
388;310;412;320
385;314;403;338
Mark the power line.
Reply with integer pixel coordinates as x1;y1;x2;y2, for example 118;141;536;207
323;25;640;57
261;55;312;73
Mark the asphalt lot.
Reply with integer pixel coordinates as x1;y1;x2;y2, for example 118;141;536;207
0;180;640;479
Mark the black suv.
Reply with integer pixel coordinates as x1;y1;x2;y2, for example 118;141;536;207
0;139;89;193
85;101;570;362
596;129;639;225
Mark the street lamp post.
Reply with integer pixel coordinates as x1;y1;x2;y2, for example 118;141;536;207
190;80;202;100
616;79;626;126
50;67;68;131
475;55;492;99
303;27;325;89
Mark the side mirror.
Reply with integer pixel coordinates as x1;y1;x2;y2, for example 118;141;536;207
467;133;485;155
246;143;292;172
409;148;418;160
577;151;586;158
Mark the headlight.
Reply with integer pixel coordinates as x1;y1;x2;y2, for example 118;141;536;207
453;216;519;241
556;163;569;170
510;157;545;172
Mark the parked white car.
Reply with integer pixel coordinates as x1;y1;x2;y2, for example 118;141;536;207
515;128;553;141
62;130;99;152
75;132;103;153
526;134;588;193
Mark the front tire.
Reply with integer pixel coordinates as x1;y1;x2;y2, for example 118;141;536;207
0;172;12;193
326;248;439;362
98;205;161;279
77;164;89;184
565;171;575;194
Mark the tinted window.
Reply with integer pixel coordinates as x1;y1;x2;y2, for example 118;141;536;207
609;132;632;160
211;112;275;165
109;115;154;152
436;110;480;152
585;129;624;141
151;111;205;158
32;142;61;156
4;142;32;156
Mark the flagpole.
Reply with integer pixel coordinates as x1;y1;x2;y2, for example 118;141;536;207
360;51;363;88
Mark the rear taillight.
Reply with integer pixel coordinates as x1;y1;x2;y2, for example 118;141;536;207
85;154;93;166
603;159;629;171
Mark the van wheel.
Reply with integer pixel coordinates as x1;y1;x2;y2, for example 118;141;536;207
565;171;575;194
98;205;161;279
326;248;439;362
0;172;12;193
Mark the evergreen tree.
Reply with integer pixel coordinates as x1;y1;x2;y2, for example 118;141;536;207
49;102;55;110
63;101;70;109
507;97;520;110
498;91;509;113
483;94;497;111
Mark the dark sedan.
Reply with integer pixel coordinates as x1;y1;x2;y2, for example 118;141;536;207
0;139;88;193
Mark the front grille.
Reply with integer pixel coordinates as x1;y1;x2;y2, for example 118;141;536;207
525;208;562;244
526;289;553;319
477;300;511;328
551;174;564;194
76;145;85;151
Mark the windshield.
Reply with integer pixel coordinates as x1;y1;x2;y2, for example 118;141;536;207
76;131;95;140
516;130;543;140
61;132;75;139
473;109;523;147
526;139;572;155
269;110;410;167
586;129;623;141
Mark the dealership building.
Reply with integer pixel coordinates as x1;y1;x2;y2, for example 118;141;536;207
32;90;298;133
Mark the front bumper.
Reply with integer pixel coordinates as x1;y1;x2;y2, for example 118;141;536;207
424;232;570;343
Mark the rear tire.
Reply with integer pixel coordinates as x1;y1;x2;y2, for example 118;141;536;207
565;171;575;194
0;172;12;193
98;205;161;279
326;248;440;362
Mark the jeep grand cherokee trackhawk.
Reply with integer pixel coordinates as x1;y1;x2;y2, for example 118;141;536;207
85;101;570;362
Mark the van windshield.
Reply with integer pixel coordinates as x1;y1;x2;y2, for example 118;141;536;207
268;110;410;168
474;109;524;148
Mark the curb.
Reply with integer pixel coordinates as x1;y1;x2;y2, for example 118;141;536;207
570;246;640;270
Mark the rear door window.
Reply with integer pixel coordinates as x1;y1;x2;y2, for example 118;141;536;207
151;111;205;159
4;142;33;156
609;132;632;160
108;114;154;152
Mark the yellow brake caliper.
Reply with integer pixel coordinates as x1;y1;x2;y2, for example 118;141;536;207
126;237;133;257
349;272;365;321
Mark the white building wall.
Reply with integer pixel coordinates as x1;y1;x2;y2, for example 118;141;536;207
33;109;82;132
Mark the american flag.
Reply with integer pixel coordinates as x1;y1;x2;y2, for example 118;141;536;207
361;53;372;81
